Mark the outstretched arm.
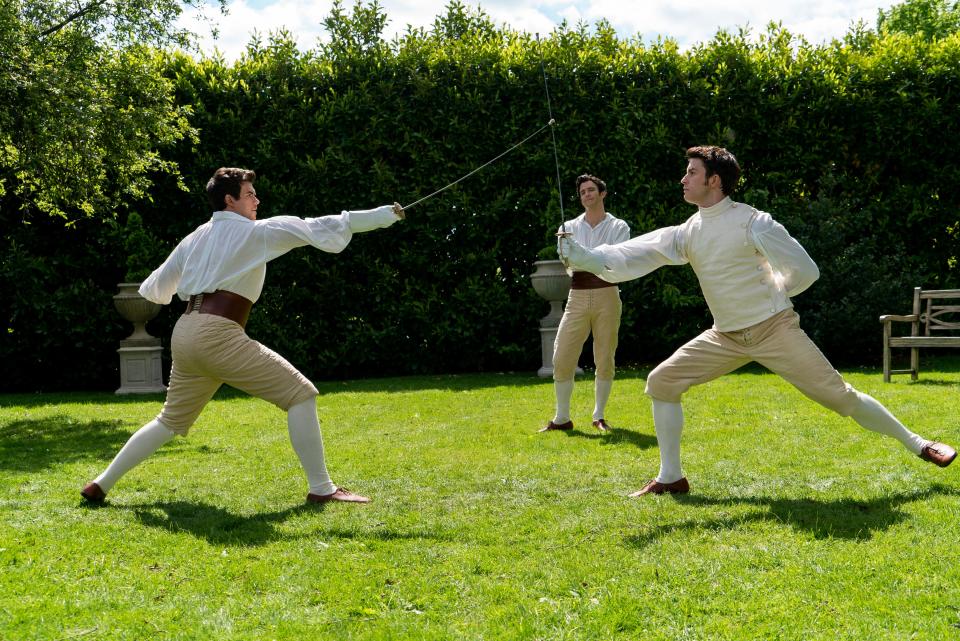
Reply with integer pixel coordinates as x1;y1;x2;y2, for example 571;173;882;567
261;203;405;260
560;225;687;282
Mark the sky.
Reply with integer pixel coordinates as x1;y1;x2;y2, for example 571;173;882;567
178;0;902;62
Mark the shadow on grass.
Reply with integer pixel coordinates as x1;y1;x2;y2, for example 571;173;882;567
0;391;168;409
112;500;455;547
558;426;658;449
624;484;958;547
0;416;168;472
900;378;960;388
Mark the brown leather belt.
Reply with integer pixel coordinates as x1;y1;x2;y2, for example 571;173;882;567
571;271;615;289
184;290;253;328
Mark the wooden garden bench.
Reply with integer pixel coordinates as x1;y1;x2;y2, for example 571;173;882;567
880;287;960;382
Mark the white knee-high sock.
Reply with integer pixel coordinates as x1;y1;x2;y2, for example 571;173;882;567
652;399;685;483
593;378;613;421
287;398;336;496
850;392;928;455
94;419;176;492
553;379;574;423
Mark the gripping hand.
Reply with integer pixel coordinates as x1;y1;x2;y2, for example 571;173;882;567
559;236;605;275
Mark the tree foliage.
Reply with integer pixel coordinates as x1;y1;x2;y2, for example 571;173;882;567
0;0;224;221
878;0;960;40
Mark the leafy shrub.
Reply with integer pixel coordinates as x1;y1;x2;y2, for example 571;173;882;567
3;1;959;389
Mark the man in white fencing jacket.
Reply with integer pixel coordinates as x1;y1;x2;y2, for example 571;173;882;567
560;146;956;496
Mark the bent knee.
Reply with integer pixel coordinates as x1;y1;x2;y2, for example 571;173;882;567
595;360;616;380
283;385;319;411
154;412;194;437
552;359;579;381
644;367;685;403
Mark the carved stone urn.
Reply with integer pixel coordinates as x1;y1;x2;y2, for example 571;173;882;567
114;283;162;341
113;282;166;394
530;259;573;378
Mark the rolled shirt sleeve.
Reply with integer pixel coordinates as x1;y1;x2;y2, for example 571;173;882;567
139;244;186;305
750;213;819;297
345;205;399;233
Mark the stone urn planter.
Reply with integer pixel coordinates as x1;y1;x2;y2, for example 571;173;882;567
530;259;574;378
113;282;166;394
114;283;162;341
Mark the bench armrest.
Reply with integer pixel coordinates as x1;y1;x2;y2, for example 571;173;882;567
879;314;918;323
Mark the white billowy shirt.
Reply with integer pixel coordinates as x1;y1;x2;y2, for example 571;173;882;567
591;197;819;331
139;210;355;304
557;212;630;275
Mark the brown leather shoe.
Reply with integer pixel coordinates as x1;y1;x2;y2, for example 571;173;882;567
538;420;573;433
592;419;612;433
306;487;371;504
80;481;106;503
919;442;957;467
629;477;690;497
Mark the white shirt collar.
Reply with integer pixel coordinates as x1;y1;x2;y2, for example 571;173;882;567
211;210;254;223
577;211;613;227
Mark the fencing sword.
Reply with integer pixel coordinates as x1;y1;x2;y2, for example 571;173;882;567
536;33;572;265
400;34;567;222
396;34;570;266
400;120;555;211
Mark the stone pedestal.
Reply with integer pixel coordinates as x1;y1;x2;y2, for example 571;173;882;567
114;282;166;394
537;320;561;377
117;339;166;394
530;260;582;378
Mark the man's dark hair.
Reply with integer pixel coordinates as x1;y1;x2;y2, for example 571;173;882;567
206;167;257;210
575;174;607;194
685;146;741;195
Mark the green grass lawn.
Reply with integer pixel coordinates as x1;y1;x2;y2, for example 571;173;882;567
2;363;959;640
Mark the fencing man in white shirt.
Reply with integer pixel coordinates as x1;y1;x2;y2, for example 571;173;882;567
82;167;403;505
539;174;630;434
560;146;956;495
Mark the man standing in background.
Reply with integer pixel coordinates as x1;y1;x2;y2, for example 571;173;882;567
540;174;630;434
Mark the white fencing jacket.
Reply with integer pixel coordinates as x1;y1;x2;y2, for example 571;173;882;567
593;198;819;331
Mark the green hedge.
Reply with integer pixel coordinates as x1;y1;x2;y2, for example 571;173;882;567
3;8;959;390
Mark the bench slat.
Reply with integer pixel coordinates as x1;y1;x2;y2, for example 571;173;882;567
887;337;960;348
919;290;960;299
